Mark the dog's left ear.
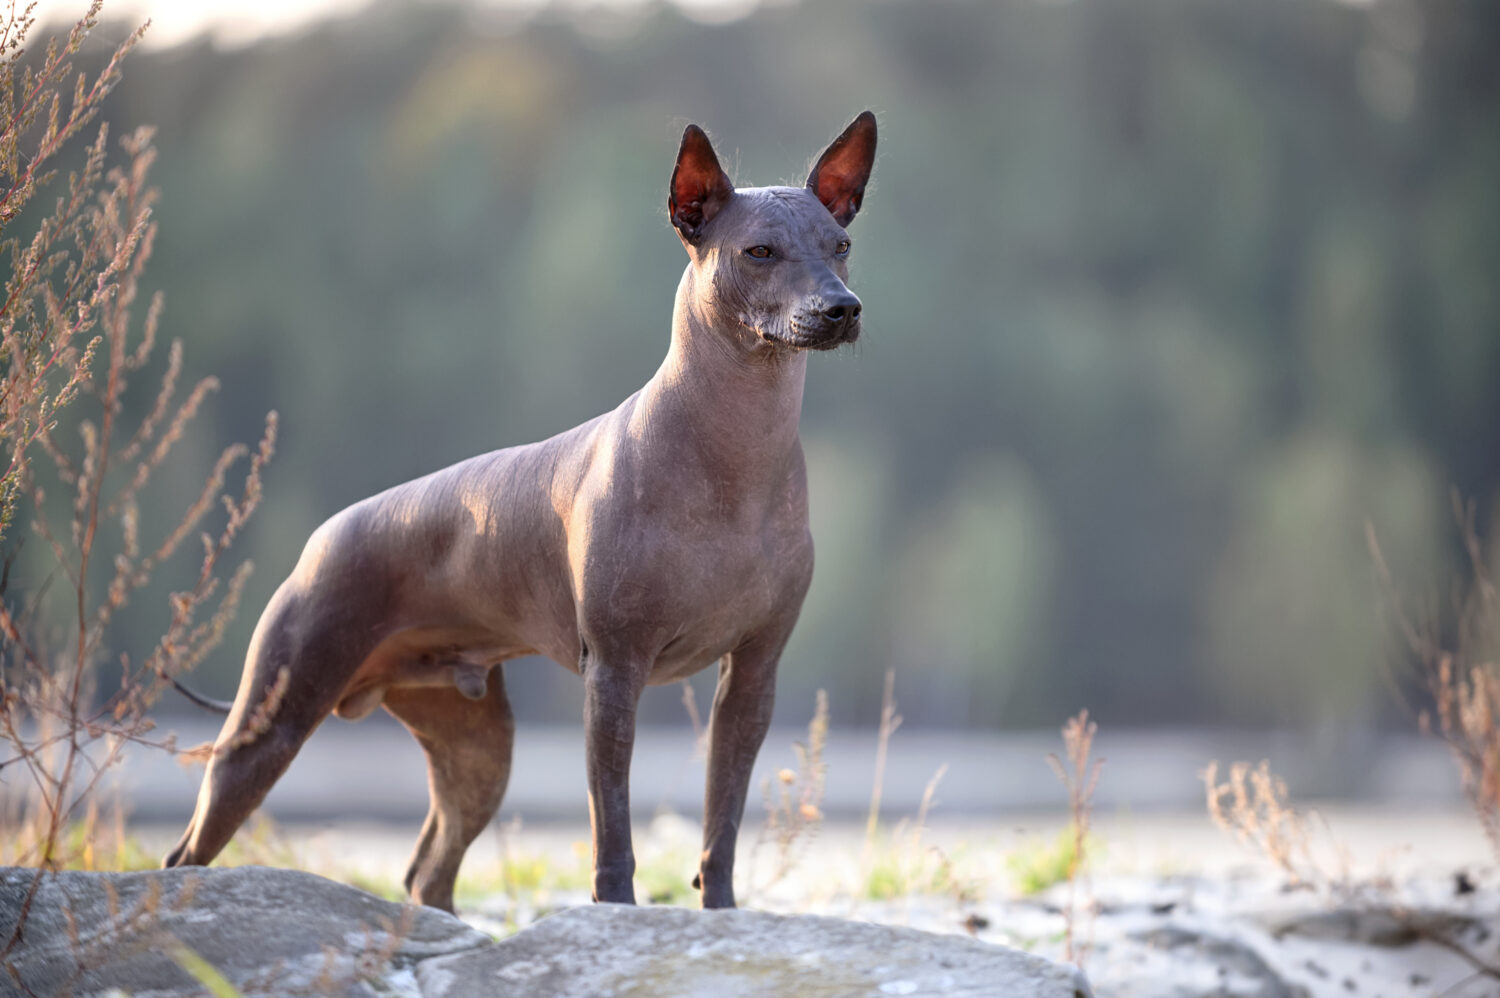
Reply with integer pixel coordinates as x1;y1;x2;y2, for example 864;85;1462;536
807;111;877;226
670;124;734;243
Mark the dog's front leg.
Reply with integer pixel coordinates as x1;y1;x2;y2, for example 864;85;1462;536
583;650;648;904
696;636;783;908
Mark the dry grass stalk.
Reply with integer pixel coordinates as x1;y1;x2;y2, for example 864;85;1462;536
0;1;275;954
1431;656;1500;852
1369;493;1500;860
0;3;148;540
679;679;706;759
1046;709;1102;968
1203;757;1500;983
0;789;148;872
911;762;946;852
1203;759;1315;886
862;763;976;903
753;688;829;892
863;667;902;856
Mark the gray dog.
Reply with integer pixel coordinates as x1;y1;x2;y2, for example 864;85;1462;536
165;112;878;912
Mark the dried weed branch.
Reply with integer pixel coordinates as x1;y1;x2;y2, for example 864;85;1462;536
0;0;274;955
1369;492;1500;860
1203;756;1500;983
0;2;147;538
863;764;975;904
863;667;901;857
1203;759;1316;887
679;679;706;759
753;688;828;893
1046;709;1102;968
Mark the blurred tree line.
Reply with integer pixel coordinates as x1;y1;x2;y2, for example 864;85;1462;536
38;0;1500;731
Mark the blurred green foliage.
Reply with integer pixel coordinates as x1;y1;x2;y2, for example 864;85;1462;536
1005;827;1094;898
38;0;1500;730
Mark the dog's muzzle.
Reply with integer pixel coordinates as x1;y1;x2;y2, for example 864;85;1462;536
775;293;862;350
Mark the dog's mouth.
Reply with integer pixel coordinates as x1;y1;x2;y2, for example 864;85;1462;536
754;316;861;351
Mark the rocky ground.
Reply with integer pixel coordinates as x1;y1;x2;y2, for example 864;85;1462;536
878;872;1493;998
0;866;1088;997
461;813;1496;998
99;808;1496;997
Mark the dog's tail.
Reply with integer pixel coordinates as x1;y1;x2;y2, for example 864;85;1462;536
172;678;234;714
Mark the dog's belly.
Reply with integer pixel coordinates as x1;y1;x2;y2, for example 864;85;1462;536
330;625;535;719
333;608;731;718
646;629;741;685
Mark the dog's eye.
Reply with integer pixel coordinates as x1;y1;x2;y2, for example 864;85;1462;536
835;240;851;256
745;245;774;259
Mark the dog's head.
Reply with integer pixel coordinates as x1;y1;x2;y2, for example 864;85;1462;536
668;112;876;352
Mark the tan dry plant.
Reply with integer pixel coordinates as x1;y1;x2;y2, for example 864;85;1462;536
1202;759;1316;887
0;0;275;955
863;667;902;859
0;1;144;541
1046;709;1102;968
752;687;829;893
1203;756;1500;984
862;764;977;904
1369;494;1500;860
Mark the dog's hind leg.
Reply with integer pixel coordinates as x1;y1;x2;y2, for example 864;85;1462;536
162;588;376;870
383;666;514;912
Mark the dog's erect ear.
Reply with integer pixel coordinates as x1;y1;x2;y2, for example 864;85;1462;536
669;124;734;243
806;111;877;227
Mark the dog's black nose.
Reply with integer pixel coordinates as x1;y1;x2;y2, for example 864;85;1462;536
822;297;862;324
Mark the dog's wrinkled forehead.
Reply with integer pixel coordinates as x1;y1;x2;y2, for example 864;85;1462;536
709;186;845;251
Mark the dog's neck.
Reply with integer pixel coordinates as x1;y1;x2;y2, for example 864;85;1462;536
636;267;808;489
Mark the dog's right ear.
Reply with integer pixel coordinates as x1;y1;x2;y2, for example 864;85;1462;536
807;111;877;226
669;124;734;244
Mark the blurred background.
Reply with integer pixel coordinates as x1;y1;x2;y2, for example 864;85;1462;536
23;0;1500;814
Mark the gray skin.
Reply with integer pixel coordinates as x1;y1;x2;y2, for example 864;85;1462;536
162;112;877;912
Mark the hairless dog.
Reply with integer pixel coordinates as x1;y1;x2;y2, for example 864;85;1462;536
164;112;878;912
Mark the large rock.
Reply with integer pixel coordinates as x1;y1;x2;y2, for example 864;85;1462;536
419;903;1090;997
0;866;1091;997
0;865;489;997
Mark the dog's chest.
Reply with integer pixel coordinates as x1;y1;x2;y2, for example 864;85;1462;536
649;540;791;681
572;490;809;679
